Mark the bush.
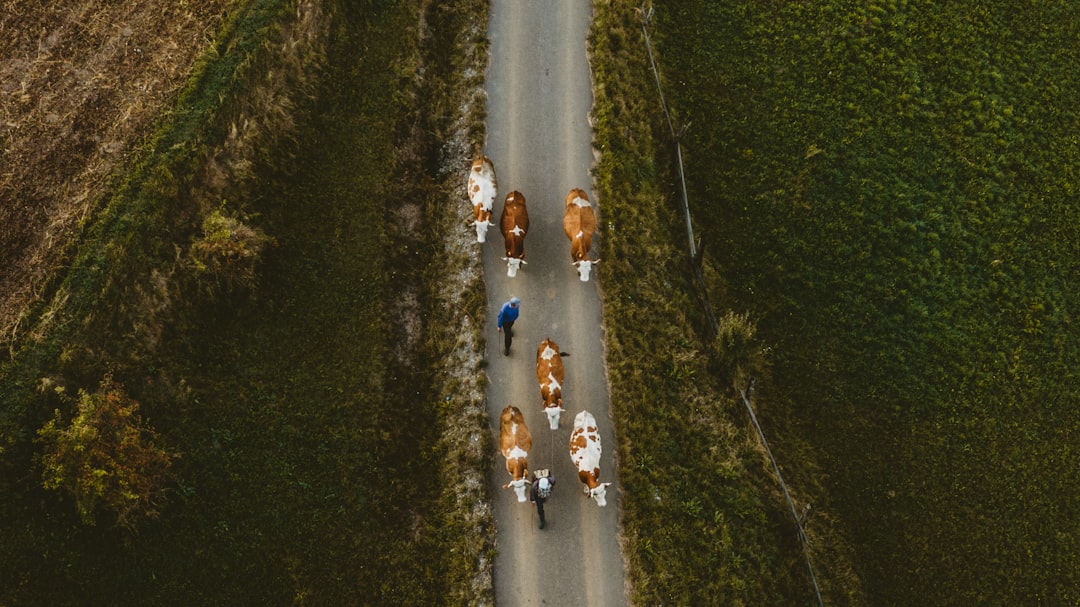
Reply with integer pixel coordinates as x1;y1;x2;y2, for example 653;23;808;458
36;373;175;528
711;310;768;390
189;205;275;295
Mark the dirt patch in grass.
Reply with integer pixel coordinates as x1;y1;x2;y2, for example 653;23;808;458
0;0;236;349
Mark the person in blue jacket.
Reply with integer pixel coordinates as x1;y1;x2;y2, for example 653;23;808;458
497;296;521;355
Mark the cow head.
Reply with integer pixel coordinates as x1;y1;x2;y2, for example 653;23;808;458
504;476;529;502
573;258;600;282
503;256;527;277
584;481;613;507
544;404;564;430
471;214;495;243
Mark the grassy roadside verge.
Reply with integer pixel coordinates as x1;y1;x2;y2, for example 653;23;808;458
588;3;859;604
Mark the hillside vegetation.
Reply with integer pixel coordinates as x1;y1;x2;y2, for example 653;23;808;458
1;0;493;604
12;0;1071;603
0;0;237;350
652;0;1080;603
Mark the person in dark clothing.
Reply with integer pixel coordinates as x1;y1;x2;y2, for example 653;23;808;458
497;296;521;355
530;473;554;529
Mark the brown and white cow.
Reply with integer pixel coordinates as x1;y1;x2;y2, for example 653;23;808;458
500;190;529;277
569;410;612;507
499;405;533;502
563;188;599;282
467;155;497;242
536;338;569;430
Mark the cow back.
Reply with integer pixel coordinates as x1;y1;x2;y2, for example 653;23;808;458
468;156;497;216
536;339;565;384
569;410;601;469
500;191;529;257
537;339;566;411
499;405;532;456
563;189;596;260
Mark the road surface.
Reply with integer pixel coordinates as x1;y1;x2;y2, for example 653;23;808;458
483;1;628;605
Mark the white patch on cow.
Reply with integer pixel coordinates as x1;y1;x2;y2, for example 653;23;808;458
589;482;612;507
545;405;564;430
506;257;524;277
574;260;595;282
473;219;495;243
540;345;557;360
510;225;525;236
506;445;527;460
509;477;528;502
468;163;496;210
571;412;602;468
468;158;497;243
571;195;590;208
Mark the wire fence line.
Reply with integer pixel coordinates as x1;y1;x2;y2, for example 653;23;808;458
738;380;824;605
636;5;718;338
637;6;824;606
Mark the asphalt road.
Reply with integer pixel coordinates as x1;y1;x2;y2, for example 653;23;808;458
483;1;628;605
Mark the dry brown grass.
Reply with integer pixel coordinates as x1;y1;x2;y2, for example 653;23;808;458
0;0;238;351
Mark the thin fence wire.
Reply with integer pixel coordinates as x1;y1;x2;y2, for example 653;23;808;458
638;5;824;605
637;5;718;337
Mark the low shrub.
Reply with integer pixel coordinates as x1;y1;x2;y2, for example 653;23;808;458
189;205;276;295
36;373;175;528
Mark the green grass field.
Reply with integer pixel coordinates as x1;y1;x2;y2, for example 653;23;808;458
652;0;1080;603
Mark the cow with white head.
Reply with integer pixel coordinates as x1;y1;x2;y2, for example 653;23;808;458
536;338;569;430
563;188;600;282
500;191;529;277
569;410;612;506
499;405;533;502
467;155;497;242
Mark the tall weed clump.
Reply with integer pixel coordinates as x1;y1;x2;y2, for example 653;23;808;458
189;206;276;295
